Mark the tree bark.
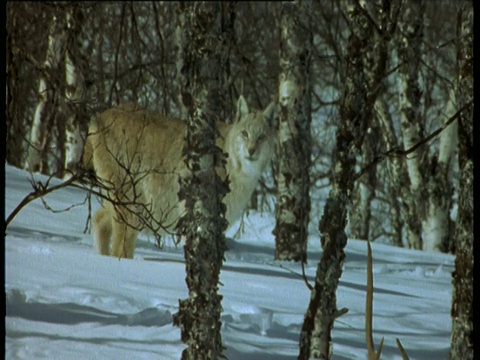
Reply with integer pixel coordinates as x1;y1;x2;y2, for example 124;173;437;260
6;3;24;168
299;1;387;357
397;0;426;250
172;3;229;359
375;96;421;248
450;2;473;358
349;126;378;241
64;6;87;175
422;90;457;251
273;1;312;262
26;13;65;174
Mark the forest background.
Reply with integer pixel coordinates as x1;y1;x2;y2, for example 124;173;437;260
6;2;473;359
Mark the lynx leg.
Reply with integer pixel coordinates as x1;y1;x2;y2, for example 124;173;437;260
93;206;112;256
111;214;139;259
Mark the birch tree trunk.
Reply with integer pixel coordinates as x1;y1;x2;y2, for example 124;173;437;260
26;14;65;174
398;0;458;252
172;3;229;359
299;1;387;357
450;2;473;358
375;96;421;248
273;0;312;262
422;91;457;251
64;7;86;175
349;127;378;241
397;0;425;250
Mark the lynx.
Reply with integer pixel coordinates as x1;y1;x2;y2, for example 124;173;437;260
83;96;276;258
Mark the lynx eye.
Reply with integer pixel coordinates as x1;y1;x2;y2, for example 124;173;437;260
241;130;249;139
257;134;266;142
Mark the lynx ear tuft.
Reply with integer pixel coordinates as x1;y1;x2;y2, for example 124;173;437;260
236;96;249;120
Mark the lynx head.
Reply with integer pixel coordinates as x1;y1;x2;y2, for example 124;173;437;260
229;96;276;174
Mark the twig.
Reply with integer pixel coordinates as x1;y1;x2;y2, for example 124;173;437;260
396;338;410;360
273;262;313;291
301;260;313;290
366;240;384;360
5;171;83;230
366;241;410;359
40;192;89;213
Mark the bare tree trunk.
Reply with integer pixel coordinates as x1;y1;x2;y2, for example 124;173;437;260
26;14;65;174
273;1;312;262
375;96;420;248
174;9;189;122
299;1;387;357
397;0;426;250
6;3;24;168
64;6;86;175
172;3;229;359
349;125;378;241
397;0;457;252
422;90;457;251
450;2;473;358
94;6;106;104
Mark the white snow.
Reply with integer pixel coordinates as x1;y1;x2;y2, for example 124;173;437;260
5;164;454;359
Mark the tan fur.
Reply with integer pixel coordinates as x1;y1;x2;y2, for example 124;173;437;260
85;97;276;258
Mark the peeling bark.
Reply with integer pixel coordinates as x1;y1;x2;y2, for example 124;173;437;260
273;1;312;262
450;2;473;358
172;3;229;359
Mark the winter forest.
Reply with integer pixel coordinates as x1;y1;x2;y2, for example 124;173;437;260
5;1;473;360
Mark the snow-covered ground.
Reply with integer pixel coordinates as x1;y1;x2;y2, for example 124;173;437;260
5;164;454;359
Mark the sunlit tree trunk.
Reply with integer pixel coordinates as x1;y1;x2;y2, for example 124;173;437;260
273;0;312;262
398;0;457;252
450;2;473;358
422;91;457;251
299;1;387;357
26;14;65;174
172;3;230;359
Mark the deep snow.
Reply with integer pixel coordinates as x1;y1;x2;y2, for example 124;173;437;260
5;164;455;359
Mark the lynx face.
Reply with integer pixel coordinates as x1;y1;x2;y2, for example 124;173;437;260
227;100;276;175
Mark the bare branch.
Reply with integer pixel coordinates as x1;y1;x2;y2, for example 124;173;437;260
366;240;383;360
366;241;410;359
354;98;473;182
301;261;313;291
275;262;313;291
6;170;85;230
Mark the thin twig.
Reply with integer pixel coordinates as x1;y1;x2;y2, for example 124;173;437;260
301;260;313;290
396;338;410;360
366;241;384;360
5;171;83;229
